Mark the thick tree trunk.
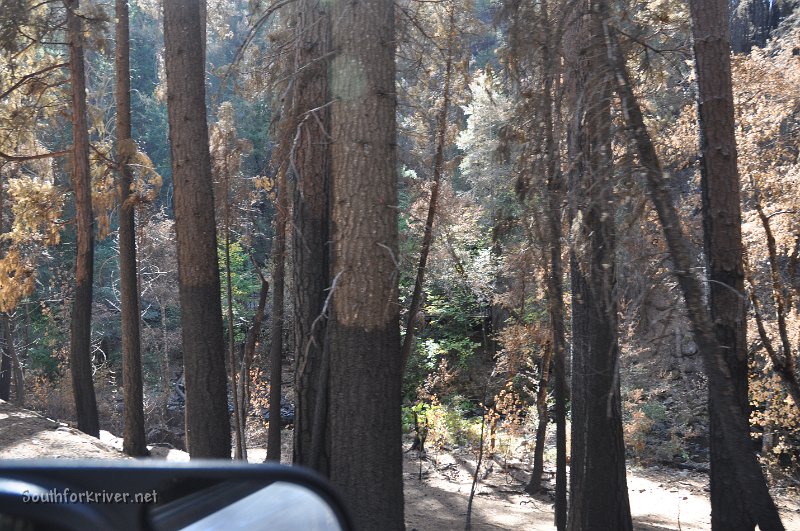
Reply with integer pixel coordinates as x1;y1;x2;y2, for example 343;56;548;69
291;0;331;473
688;0;751;527
603;14;785;530
567;4;632;530
563;10;587;526
163;0;231;459
116;0;148;457
267;168;287;462
326;0;404;528
66;0;99;438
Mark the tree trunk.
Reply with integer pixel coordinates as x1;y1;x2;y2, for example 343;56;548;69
603;13;785;530
66;0;99;438
291;0;332;473
567;4;632;530
267;167;287;462
688;0;752;527
0;314;23;406
238;277;269;462
528;340;553;491
526;4;567;514
400;1;455;371
163;0;231;459
0;185;8;402
224;221;244;459
0;314;12;401
326;0;404;528
116;0;148;457
161;298;169;414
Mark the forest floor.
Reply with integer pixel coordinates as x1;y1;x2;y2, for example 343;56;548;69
2;399;799;530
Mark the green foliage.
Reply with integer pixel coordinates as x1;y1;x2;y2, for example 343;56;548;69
26;305;65;379
218;239;260;342
641;401;668;423
403;285;485;400
402;399;484;449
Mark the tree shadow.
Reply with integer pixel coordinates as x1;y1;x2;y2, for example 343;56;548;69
0;400;61;453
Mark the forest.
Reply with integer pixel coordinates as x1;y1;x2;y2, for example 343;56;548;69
0;0;799;529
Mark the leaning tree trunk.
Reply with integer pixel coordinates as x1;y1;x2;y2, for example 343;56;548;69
400;1;455;371
688;0;751;527
163;0;231;459
602;13;784;530
116;0;147;457
326;0;405;528
66;0;99;438
238;276;269;462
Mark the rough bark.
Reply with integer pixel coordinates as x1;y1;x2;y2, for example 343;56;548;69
563;9;587;525
163;0;231;459
267;167;287;462
567;4;632;530
688;0;752;527
326;0;404;527
116;0;147;457
66;0;99;438
603;12;784;530
291;0;332;473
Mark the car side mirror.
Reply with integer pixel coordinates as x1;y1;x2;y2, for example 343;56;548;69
0;460;352;531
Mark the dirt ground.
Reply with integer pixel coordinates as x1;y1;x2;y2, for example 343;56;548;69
400;446;800;530
2;400;799;530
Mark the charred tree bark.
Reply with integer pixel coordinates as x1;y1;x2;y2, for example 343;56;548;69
688;0;752;527
291;0;332;474
566;4;632;530
163;0;231;459
267;167;287;462
116;0;148;457
326;0;404;527
66;0;99;438
603;12;785;530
